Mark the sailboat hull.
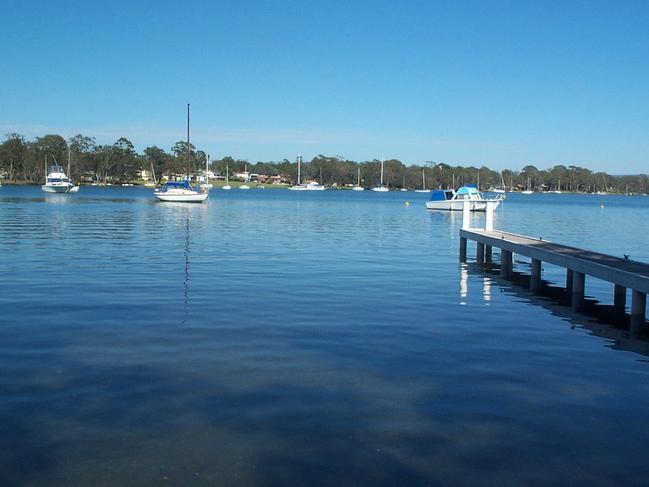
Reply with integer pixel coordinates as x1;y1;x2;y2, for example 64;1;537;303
154;191;208;203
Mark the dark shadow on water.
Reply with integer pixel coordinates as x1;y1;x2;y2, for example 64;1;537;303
463;261;649;356
0;361;434;486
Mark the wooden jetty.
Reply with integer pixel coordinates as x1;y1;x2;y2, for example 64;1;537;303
457;201;648;332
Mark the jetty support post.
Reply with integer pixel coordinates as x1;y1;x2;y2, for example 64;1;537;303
501;250;513;278
462;200;471;230
476;242;485;264
630;290;646;333
485;245;493;265
459;237;467;262
565;269;574;303
572;271;585;311
459;200;470;262
530;258;541;292
485;200;495;232
614;285;626;317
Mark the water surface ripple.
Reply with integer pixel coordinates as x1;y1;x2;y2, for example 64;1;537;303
1;186;649;486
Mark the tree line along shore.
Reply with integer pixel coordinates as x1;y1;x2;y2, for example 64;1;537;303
1;133;647;193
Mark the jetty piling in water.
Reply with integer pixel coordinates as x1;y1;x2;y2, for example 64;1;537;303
459;203;648;333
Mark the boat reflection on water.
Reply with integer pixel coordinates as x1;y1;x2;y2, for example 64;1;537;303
461;262;649;356
182;211;190;325
158;203;208;325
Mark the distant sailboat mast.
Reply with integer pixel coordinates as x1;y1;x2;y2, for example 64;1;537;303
380;157;384;186
297;154;301;185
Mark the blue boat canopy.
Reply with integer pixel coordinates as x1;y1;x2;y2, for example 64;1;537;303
162;180;192;190
429;189;447;201
429;189;456;201
456;185;479;195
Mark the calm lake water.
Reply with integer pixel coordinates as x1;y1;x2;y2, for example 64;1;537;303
1;186;649;486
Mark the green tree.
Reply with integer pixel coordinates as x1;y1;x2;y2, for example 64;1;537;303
0;133;28;180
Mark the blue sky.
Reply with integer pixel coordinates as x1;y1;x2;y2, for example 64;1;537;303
1;0;648;171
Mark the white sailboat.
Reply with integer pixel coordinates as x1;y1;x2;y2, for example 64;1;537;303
489;172;506;194
154;104;208;203
239;164;250;189
352;166;364;191
222;163;231;190
289;154;325;190
522;177;533;195
414;168;430;193
200;154;213;190
371;157;388;192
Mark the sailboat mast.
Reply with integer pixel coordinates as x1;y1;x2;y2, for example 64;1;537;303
67;146;71;178
357;166;360;186
380;157;384;186
297;154;301;185
422;168;426;190
186;103;190;179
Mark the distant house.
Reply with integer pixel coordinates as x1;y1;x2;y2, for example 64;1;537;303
201;170;217;179
269;175;286;185
258;174;286;184
233;172;260;182
138;169;152;181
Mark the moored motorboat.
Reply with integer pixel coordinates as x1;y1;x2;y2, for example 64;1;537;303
425;185;503;211
42;163;75;193
289;181;326;191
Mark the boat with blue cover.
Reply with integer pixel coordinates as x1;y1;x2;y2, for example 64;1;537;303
153;104;208;203
154;180;208;203
425;185;503;211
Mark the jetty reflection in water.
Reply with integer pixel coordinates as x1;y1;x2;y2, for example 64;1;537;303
461;262;649;357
